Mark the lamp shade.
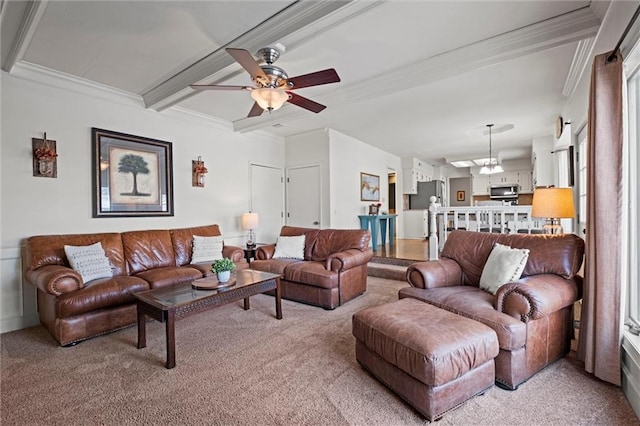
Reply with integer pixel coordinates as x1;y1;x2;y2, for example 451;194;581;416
531;187;576;219
241;212;259;230
250;88;289;111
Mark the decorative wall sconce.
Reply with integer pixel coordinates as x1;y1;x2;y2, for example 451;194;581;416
32;132;58;178
192;156;208;187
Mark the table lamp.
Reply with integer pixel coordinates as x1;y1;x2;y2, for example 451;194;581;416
531;187;575;234
241;212;259;248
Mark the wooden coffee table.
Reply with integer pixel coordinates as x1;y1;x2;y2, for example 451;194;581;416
134;269;282;369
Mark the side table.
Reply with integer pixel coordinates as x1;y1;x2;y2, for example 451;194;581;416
243;247;257;264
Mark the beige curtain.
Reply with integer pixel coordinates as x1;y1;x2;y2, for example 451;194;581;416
578;51;624;386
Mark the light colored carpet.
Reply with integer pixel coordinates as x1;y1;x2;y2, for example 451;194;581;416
1;277;637;425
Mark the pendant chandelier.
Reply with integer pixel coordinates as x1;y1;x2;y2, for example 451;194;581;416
479;123;504;175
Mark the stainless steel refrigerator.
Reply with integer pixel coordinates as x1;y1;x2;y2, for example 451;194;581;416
408;180;445;210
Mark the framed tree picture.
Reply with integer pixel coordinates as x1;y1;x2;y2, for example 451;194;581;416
92;128;174;217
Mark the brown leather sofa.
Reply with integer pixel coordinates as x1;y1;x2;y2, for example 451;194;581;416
250;226;373;309
403;230;585;390
24;224;245;346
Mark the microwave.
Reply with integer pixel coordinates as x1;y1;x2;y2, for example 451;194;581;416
489;184;519;199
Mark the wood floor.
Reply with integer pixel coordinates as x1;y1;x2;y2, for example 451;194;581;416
371;238;430;262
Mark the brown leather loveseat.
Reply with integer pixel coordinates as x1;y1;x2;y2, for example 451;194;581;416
403;230;585;390
24;224;245;346
250;226;373;309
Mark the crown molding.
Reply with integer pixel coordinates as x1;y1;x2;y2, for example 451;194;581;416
562;37;596;98
589;0;611;22
142;0;381;112
9;61;144;107
1;0;49;73
233;6;601;133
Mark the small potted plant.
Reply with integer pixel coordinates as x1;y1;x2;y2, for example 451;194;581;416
211;258;235;283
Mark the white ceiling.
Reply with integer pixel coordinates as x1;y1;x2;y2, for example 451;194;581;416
1;0;602;166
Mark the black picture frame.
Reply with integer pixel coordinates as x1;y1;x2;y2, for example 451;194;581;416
92;128;174;218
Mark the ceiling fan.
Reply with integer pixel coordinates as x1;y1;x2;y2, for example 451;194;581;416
190;47;340;118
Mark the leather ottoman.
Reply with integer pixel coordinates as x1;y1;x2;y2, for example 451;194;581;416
352;298;499;420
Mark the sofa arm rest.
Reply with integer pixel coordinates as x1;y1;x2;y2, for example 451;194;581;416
25;265;83;296
222;245;245;263
495;274;580;322
256;244;276;260
406;259;463;289
327;249;373;272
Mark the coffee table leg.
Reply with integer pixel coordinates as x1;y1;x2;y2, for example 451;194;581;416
137;305;146;349
165;310;176;369
275;277;282;320
244;297;250;310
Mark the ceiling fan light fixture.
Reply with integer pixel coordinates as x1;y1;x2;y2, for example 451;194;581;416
251;87;289;111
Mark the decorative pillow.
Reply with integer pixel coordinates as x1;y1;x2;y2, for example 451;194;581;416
64;242;113;284
191;235;224;264
273;235;306;260
479;243;530;295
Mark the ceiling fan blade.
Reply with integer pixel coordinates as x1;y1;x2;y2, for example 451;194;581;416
247;102;264;118
286;69;340;90
287;92;326;113
226;48;268;81
190;84;252;91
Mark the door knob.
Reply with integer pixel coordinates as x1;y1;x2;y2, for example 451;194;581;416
313;221;319;225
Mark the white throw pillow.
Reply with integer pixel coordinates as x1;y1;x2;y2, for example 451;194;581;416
191;235;224;264
64;242;113;284
273;235;306;260
479;243;530;295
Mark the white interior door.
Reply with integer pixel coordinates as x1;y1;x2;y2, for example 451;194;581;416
250;164;284;244
286;165;321;228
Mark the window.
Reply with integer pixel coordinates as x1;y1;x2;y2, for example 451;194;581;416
625;40;640;326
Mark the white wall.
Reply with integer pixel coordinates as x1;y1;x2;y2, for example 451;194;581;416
328;129;403;231
0;68;285;332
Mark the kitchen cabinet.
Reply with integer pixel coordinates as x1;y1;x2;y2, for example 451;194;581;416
402;158;433;194
472;174;490;195
472;169;533;195
517;170;533;193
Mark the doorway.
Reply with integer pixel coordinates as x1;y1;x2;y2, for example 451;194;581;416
388;169;397;214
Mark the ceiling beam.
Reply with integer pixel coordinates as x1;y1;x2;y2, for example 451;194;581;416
143;0;382;111
1;0;49;73
233;5;601;134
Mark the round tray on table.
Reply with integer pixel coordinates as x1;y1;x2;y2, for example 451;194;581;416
191;277;236;290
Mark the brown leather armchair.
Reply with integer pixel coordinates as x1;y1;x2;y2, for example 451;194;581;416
403;230;585;390
251;226;373;309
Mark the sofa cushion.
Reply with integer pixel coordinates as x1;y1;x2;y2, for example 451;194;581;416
191;235;224;263
273;235;306;260
399;286;526;351
170;225;221;266
134;266;203;289
311;229;371;262
122;229;175;274
479;243;529;295
441;231;585;285
282;261;339;289
250;258;302;275
64;242;113;284
55;275;149;318
26;233;126;276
